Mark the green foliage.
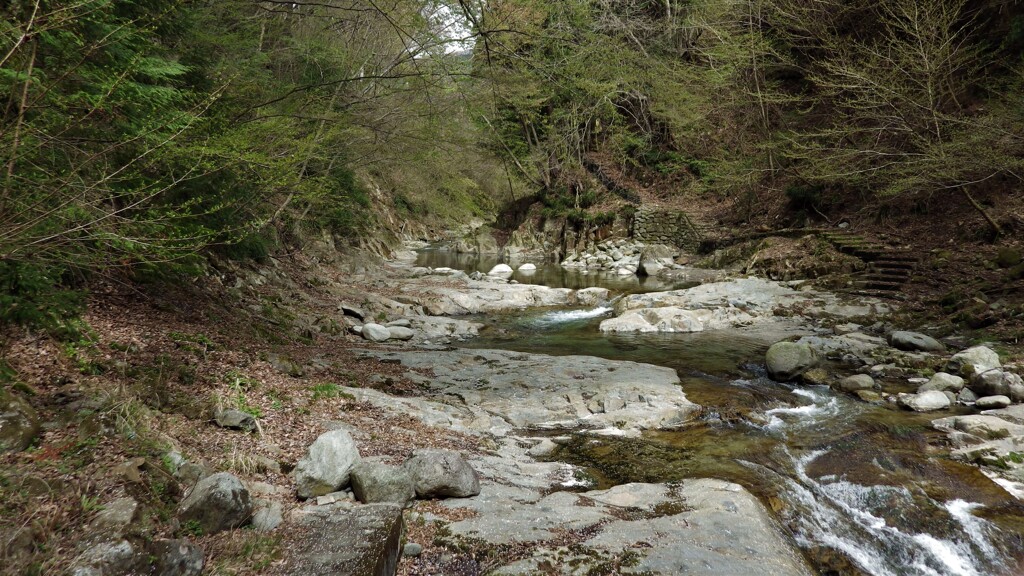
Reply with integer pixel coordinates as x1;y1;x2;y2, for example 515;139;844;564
309;383;355;402
182;520;204;538
784;185;825;210
0;262;84;337
226;370;262;418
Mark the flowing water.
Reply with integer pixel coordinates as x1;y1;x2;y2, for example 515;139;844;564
416;251;1024;575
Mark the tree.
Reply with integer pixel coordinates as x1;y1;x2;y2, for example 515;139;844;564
769;0;1024;231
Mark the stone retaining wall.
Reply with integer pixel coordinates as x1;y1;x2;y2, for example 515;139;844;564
632;208;704;251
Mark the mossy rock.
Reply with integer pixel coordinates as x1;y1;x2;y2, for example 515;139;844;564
995;247;1022;268
0;388;41;452
1006;263;1024;281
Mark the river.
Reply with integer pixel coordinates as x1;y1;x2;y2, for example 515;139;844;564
416;250;1024;576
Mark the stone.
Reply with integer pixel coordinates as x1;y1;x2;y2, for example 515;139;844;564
387;326;414;341
361;323;391;342
266;352;305;377
89;497;139;537
947;346;1001;376
316;491;353;506
574;287;610;306
958;388;978;403
148;539;204;576
800;368;829;386
350;462;416;505
833;323;862;335
214;409;256;431
918;372;965;393
0;388;40;452
252;501;284;532
765;342;819;382
976;395;1012;410
294;429;361;499
403;449;480;498
386;318;412;328
286;503;403;576
177;472;252;534
837;374;875;392
855;390;884;403
403;543;423;557
339;304;366;321
71;540;135;576
888;331;945;353
897;391;951;412
527;439;558;457
995;247;1022;268
113;457;147;484
4;526;35;559
175;462;211;486
970;369;1024;402
487;263;513;276
517;263;537;271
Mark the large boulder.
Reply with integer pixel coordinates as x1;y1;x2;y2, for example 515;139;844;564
177;472;252;535
887;331;945;353
897;391;951;412
918;372;965;393
402;449;480;498
946;346;1001;377
387;327;415;341
969;369;1024;402
765;342;819;382
0;388;40;452
361;323;391;343
350;462;416;505
637;244;677;277
294;429;361;499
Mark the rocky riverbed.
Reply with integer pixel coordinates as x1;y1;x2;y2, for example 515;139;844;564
17;242;1022;576
348;249;1024;576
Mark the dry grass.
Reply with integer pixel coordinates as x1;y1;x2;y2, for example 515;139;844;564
0;252;485;574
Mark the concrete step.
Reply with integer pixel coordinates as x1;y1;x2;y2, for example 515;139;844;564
849;289;908;300
871;260;916;270
864;273;910;283
854;279;905;291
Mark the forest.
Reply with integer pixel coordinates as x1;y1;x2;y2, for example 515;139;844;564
3;0;1023;332
2;1;1024;575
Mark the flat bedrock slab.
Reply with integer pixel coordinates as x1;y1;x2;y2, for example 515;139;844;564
439;479;813;576
359;348;700;435
600;277;889;334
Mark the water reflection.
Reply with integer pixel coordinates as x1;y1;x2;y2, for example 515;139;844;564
414;246;696;292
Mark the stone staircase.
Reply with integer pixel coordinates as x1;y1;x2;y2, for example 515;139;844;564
821;232;919;299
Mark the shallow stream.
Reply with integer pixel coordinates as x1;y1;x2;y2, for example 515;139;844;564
416;251;1024;576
